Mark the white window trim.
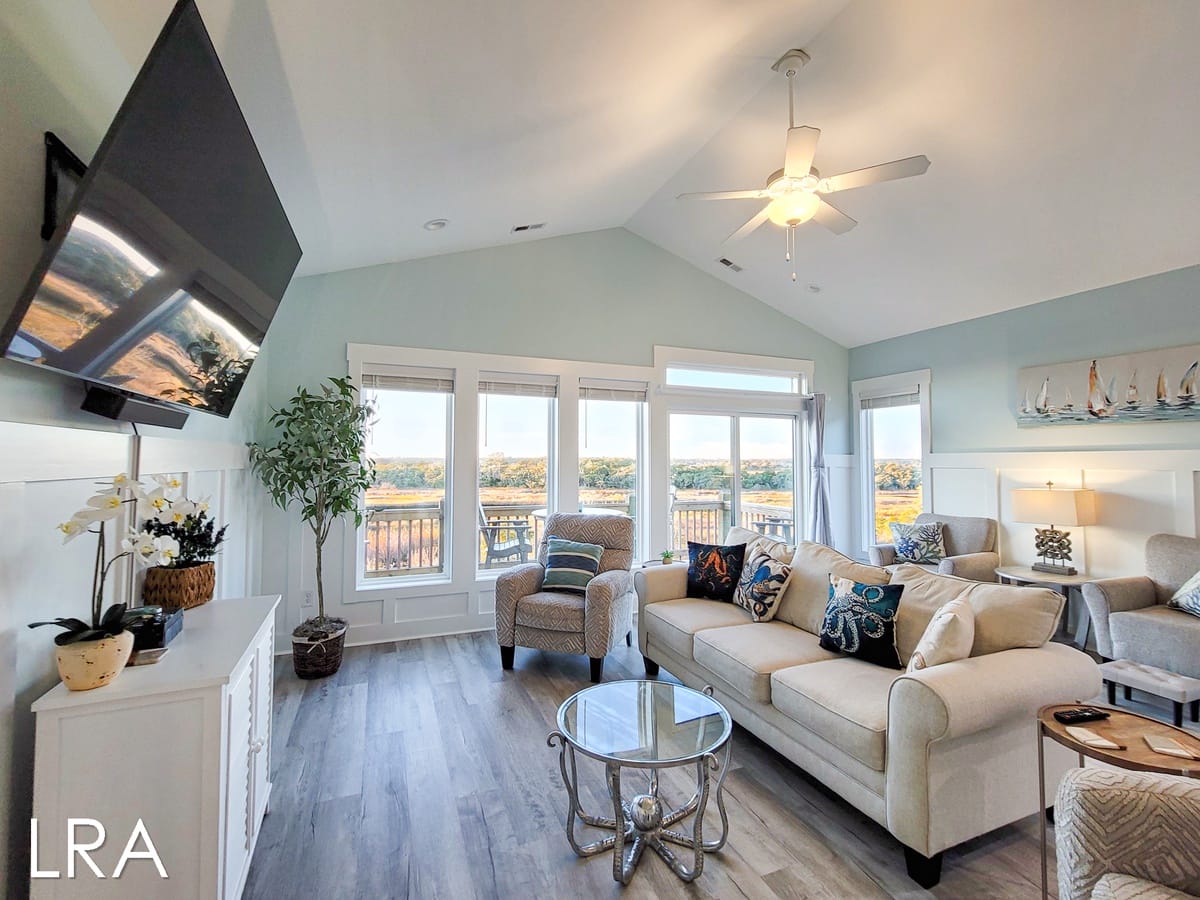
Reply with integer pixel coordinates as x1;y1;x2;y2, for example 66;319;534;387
654;346;814;404
852;369;931;556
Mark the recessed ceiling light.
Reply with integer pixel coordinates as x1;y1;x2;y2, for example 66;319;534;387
423;218;448;231
806;284;822;293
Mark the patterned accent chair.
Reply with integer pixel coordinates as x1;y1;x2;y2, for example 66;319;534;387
1056;767;1200;900
1082;534;1200;678
869;512;999;581
495;513;635;682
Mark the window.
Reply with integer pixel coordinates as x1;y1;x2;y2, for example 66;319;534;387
665;366;801;394
854;371;929;549
579;379;647;555
669;413;798;551
361;366;453;580
478;372;557;571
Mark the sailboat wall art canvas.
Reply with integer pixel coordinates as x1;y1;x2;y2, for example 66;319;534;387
1016;344;1200;427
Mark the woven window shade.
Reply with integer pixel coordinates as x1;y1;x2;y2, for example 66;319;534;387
361;365;454;394
579;378;648;403
478;371;558;398
860;387;920;409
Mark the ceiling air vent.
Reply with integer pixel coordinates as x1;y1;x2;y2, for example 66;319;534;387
717;257;743;272
510;222;546;233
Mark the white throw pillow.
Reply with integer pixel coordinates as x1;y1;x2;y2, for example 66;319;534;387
906;596;976;673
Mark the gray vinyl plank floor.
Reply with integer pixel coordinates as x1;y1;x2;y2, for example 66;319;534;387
246;631;1192;900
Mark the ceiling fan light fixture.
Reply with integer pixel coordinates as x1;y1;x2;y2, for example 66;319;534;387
766;191;820;227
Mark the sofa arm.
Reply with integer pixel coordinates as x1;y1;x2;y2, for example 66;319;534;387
938;551;999;582
494;562;545;647
584;570;635;657
634;562;688;608
886;642;1100;855
1082;576;1157;659
869;543;896;566
1056;768;1200;900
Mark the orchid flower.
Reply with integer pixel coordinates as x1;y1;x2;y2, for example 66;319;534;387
84;492;124;521
156;499;197;525
58;517;92;544
153;474;183;491
137;487;169;520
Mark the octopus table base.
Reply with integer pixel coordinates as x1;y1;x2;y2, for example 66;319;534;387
546;733;731;884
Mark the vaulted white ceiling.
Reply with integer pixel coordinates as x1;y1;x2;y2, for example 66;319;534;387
64;1;1200;345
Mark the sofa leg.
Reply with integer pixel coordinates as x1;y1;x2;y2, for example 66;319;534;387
643;656;660;677
590;657;604;682
1106;680;1116;705
904;848;943;889
1045;805;1055;825
1192;699;1199;723
626;630;632;647
1123;684;1133;701
1175;701;1184;728
500;646;514;670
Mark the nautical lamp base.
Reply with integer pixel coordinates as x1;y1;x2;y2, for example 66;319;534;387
1032;561;1078;577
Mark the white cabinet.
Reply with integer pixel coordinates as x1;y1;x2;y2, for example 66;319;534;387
30;596;279;899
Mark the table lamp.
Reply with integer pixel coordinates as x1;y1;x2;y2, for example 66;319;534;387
1011;481;1097;575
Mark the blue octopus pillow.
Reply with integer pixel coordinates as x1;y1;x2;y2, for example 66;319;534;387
686;541;746;602
889;521;946;565
733;550;792;621
819;575;904;668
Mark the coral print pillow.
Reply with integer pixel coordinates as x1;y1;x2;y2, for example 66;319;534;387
686;541;746;603
733;551;792;622
890;521;946;565
819;575;904;668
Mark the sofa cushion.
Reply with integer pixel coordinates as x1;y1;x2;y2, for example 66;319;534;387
777;542;891;634
770;658;902;771
889;564;1062;659
693;623;838;703
1110;605;1200;680
725;526;792;565
515;591;584;633
642;597;751;659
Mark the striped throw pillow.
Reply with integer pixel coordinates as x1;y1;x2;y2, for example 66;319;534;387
542;536;604;596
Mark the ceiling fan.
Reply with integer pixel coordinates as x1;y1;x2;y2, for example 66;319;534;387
678;49;930;281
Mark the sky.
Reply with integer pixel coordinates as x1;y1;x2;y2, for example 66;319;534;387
366;390;797;461
870;404;921;459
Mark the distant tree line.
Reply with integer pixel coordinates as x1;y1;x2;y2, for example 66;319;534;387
373;456;792;491
874;459;921;491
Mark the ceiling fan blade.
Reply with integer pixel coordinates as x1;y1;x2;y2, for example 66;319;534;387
724;205;771;244
784;126;821;178
812;199;857;235
819;155;930;194
677;189;768;201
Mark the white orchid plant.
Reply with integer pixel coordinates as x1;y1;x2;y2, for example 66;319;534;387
28;474;199;646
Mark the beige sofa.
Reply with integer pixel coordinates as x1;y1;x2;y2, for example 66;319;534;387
635;531;1100;887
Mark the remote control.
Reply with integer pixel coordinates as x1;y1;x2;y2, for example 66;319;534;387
1054;706;1111;725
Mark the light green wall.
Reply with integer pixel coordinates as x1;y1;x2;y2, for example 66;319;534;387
848;265;1200;453
265;227;852;451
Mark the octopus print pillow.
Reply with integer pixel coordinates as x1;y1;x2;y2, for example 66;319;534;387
686;541;747;602
733;551;792;622
819;575;904;668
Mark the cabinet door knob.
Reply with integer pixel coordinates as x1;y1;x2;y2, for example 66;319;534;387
251;739;264;754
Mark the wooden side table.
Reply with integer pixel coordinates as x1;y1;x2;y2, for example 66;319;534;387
1036;703;1200;899
996;565;1094;650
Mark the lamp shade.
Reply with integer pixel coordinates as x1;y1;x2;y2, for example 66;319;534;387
1011;488;1097;527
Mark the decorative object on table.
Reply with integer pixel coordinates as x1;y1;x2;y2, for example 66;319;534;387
1167;568;1200;617
685;541;746;602
889;520;946;565
495;513;635;683
547;680;732;885
906;596;975;672
541;536;604;595
1011;482;1097;575
1016;343;1200;427
249;377;376;679
124;605;185;651
139;476;228;609
1098;659;1200;728
732;550;792;622
28;474;181;691
819;575;904;668
1037;704;1200;900
661;549;675;564
1082;533;1200;680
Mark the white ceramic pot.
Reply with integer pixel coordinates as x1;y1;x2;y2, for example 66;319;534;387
54;630;135;691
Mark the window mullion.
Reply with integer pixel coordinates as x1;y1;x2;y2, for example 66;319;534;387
730;416;741;538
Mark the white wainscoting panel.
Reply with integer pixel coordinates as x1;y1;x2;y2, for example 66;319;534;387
929;467;995;519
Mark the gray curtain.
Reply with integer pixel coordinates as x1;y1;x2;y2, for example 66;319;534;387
806;393;833;546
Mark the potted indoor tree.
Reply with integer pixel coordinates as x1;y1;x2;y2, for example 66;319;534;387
140;475;229;609
249;377;375;679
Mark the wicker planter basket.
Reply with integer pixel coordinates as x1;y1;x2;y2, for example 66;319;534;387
292;624;347;679
142;562;216;609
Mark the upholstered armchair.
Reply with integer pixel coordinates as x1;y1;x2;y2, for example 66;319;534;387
1056;767;1200;900
494;513;635;682
1082;533;1200;678
869;512;999;581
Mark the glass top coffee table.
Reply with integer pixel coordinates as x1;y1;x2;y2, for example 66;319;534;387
547;680;733;884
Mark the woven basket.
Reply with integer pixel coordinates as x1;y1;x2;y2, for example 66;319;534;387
292;625;347;679
142;562;215;609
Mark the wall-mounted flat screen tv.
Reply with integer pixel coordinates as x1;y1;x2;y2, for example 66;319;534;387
0;0;301;419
